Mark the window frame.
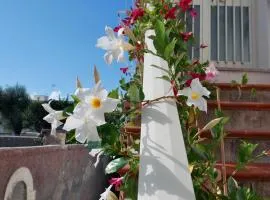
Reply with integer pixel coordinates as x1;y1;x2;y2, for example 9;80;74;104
192;0;254;68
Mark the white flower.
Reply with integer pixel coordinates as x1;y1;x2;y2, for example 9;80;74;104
63;105;100;143
63;81;120;143
42;103;64;135
96;26;134;64
205;62;219;81
178;78;210;112
99;185;113;200
76;81;120;126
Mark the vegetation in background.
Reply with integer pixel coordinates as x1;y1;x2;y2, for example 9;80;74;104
0;84;30;135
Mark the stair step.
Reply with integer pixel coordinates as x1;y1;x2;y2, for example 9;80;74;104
123;126;270;140
202;130;270;139
215;83;270;91
201;109;270;131
217;139;270;163
215;163;270;181
208;100;270;110
212;83;270;102
218;90;270;102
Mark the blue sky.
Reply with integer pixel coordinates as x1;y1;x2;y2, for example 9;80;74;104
0;0;133;98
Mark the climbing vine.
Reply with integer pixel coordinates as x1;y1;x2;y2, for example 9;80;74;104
42;0;267;199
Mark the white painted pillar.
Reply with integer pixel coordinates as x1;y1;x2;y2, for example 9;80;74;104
138;30;195;200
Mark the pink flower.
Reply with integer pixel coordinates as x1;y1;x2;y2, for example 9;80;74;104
200;43;208;49
189;8;197;18
120;67;129;74
181;32;193;42
205;63;219;81
109;177;123;188
185;72;206;86
178;0;192;12
165;7;177;20
114;25;123;32
130;8;144;23
122;17;132;26
113;17;132;32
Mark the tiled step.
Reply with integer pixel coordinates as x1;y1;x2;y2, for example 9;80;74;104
215;83;270;91
201;130;270;162
215;163;270;197
208;100;270;110
215;162;270;181
200;109;270;131
219;90;270;102
211;83;270;102
215;139;270;163
202;130;270;139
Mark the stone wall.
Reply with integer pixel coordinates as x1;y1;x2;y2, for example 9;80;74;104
0;136;42;147
0;145;108;200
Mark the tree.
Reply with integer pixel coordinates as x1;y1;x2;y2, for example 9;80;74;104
0;84;30;135
22;98;72;133
22;101;50;132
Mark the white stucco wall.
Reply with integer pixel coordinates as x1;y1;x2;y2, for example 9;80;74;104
253;0;270;68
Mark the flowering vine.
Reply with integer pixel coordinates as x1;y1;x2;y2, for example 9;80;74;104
43;0;268;199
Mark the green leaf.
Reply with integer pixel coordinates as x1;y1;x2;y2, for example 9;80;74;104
151;64;170;74
153;20;166;54
191;144;208;160
139;86;145;101
164;38;177;60
128;84;140;103
105;157;128;174
108;88;119;99
250;88;257;98
228;177;239;194
237;141;258;169
241;73;248;85
71;95;80;104
175;53;186;68
97;123;119;146
156;75;171;82
119;78;129;91
63;105;74;117
155;20;165;43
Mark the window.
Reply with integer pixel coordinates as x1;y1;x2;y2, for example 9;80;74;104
188;0;252;66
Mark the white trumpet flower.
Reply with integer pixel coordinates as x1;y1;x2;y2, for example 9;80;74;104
96;26;134;64
42;103;64;135
63;105;100;143
178;78;210;112
63;81;120;143
99;185;113;200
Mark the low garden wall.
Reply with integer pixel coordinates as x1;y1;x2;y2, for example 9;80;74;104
0;136;42;147
0;144;107;200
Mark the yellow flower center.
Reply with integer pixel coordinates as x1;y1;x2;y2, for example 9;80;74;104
90;97;101;109
191;92;200;100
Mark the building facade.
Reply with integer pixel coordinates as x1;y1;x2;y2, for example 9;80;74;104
189;0;270;83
